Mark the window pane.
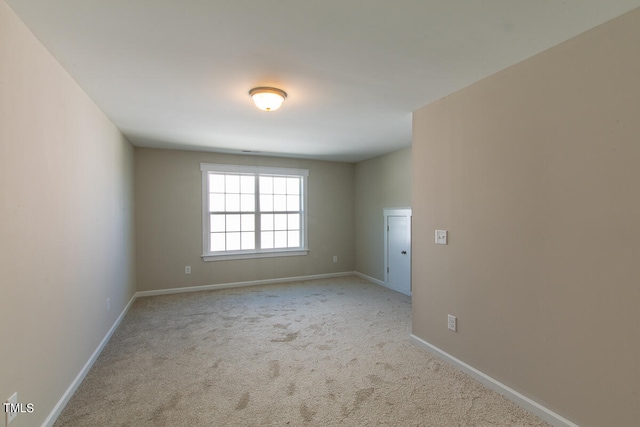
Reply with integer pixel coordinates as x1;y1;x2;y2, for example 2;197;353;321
260;195;273;211
240;194;255;212
226;175;240;193
288;214;300;230
260;176;273;194
287;195;299;211
226;194;240;211
227;232;241;250
227;214;240;232
261;214;274;231
287;177;300;195
210;193;225;212
261;231;274;249
273;195;286;211
288;230;300;247
274;214;287;230
241;232;255;250
273;177;287;194
241;214;255;231
211;233;225;251
274;231;287;248
210;214;225;232
240;176;254;194
210;174;225;193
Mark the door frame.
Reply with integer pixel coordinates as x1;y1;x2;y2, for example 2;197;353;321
383;208;412;295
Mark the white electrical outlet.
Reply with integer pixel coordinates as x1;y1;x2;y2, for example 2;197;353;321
5;392;18;424
185;266;191;274
106;298;110;312
332;256;337;263
448;314;457;332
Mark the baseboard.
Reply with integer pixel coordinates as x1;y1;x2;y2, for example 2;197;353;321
354;271;385;287
41;294;137;427
354;271;410;296
135;271;357;297
409;334;579;427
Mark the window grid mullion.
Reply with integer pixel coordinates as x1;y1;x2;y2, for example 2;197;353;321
253;174;262;251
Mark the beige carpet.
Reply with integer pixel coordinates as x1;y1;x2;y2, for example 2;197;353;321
54;276;550;426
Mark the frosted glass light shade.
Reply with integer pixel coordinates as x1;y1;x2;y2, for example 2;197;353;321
249;87;287;112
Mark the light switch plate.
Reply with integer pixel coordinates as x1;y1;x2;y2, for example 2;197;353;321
435;230;448;245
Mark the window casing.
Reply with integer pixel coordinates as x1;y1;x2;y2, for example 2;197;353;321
201;163;309;261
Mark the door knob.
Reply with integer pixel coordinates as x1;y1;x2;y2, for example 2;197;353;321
401;251;407;255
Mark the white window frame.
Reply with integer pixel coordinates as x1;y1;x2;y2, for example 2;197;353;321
200;163;309;261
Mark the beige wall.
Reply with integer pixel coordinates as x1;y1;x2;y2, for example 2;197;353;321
354;148;412;281
412;8;640;427
135;148;355;291
0;2;136;427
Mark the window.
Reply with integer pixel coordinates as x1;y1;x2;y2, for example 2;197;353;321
201;163;309;261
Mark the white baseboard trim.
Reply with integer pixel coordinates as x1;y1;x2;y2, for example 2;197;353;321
409;334;579;427
354;271;385;287
42;294;137;427
135;271;357;297
355;272;410;296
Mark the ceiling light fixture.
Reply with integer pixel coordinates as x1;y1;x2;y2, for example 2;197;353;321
249;87;287;112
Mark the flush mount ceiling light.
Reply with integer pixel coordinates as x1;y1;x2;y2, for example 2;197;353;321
249;87;287;112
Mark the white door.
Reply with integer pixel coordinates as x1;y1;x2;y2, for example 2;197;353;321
384;209;411;296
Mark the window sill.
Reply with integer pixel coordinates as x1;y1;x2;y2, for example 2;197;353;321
202;249;309;262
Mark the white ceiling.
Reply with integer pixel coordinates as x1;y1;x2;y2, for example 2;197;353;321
7;1;640;162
